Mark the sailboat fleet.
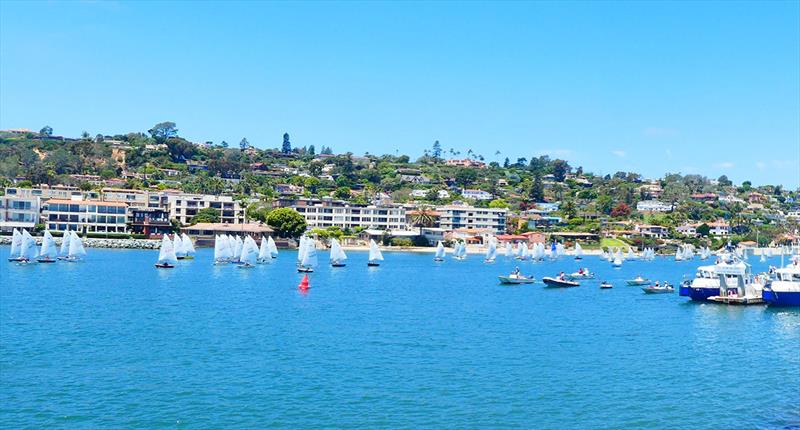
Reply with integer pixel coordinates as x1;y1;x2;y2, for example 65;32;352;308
7;228;87;264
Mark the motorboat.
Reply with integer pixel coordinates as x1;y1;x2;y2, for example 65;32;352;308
600;281;613;289
542;276;580;288
763;258;800;306
626;276;650;286
642;283;674;294
498;271;535;284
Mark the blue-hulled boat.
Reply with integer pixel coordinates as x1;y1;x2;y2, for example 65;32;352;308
763;260;800;307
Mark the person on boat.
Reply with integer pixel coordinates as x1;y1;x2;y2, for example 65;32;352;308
654;281;660;288
559;272;565;281
578;268;584;275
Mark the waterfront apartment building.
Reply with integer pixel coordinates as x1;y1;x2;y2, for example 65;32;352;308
42;199;129;233
0;193;41;232
4;185;96;201
437;205;507;234
166;194;246;225
288;197;409;231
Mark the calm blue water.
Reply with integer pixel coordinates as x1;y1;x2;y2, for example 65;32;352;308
1;246;798;429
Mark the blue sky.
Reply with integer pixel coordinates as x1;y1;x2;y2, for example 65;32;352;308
1;1;798;187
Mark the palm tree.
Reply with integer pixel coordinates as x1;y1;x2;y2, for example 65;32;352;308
410;207;438;235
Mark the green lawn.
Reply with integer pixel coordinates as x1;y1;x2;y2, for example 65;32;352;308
600;237;629;248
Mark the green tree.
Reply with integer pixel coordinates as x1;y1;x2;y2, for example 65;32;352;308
190;207;220;224
40;125;53;136
239;137;250;151
148;121;178;144
282;133;292;153
454;168;478;187
432;140;442;160
717;175;732;187
308;144;316;156
246;202;272;223
488;198;510;208
552;159;570;182
696;223;711;237
528;174;544;202
334;186;351;199
267;208;307;238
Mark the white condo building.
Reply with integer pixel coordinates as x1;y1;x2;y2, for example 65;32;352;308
437;205;507;234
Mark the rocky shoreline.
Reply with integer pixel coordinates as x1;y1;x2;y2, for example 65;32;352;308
0;236;160;250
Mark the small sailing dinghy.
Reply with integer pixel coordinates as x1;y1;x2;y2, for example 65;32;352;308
298;236;318;272
542;274;580;288
8;228;23;262
367;239;384;266
600;281;613;289
434;241;446;262
574;242;583;260
642;283;674;294
453;241;467;260
36;230;58;263
173;234;186;260
213;235;231;265
237;236;259;268
181;233;195;259
485;238;497;263
626;276;650;286
267;236;279;259
329;237;347;267
17;230;39;264
155;235;178;268
57;229;71;260
64;231;87;262
257;235;273;264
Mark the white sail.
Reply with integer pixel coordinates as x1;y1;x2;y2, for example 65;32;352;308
157;235;178;265
9;228;22;258
39;230;58;259
575;242;583;257
368;239;384;262
59;230;71;256
626;248;635;260
329;237;347;263
505;242;513;257
173;234;185;257
258;236;272;263
181;233;195;256
301;238;318;267
233;236;244;261
213;235;223;261
455;241;467;259
20;230;38;260
68;231;87;257
297;235;308;264
240;236;259;265
435;241;446;259
267;236;278;258
485;239;497;262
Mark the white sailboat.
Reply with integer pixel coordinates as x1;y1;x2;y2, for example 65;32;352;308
8;228;23;262
37;230;58;263
267;236;279;258
454;241;467;260
257;236;273;264
58;230;71;260
368;239;384;266
17;230;38;264
485;239;497;263
66;231;87;262
232;235;243;263
297;235;308;267
434;241;446;262
504;242;513;257
173;234;186;259
181;233;195;259
155;235;178;268
213;235;228;264
574;242;583;260
298;236;318;272
237;236;259;268
329;237;348;267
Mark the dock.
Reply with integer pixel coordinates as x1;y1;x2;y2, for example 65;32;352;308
707;295;764;305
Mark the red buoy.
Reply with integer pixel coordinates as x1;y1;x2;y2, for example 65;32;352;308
298;274;310;291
